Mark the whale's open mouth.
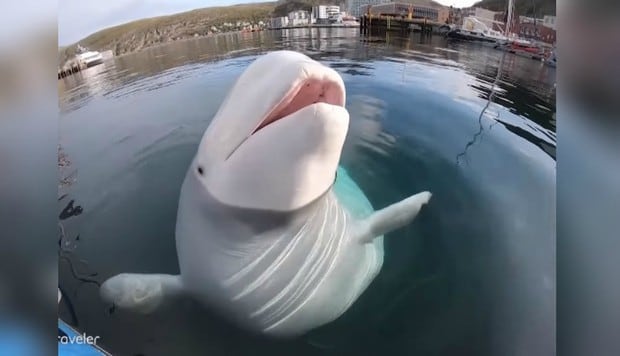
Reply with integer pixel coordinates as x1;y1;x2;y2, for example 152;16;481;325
252;77;345;135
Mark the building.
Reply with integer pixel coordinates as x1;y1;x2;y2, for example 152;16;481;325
460;7;499;28
515;21;556;44
447;6;462;24
312;5;341;24
288;10;311;26
519;15;545;24
492;11;513;32
437;6;449;24
270;16;289;28
542;15;556;30
347;0;390;18
312;5;328;23
361;2;440;22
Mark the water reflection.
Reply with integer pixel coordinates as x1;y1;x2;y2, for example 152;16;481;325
59;29;555;138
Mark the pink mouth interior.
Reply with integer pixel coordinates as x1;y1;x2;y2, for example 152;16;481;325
252;78;344;134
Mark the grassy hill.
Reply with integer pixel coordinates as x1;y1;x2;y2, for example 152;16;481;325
58;0;369;64
473;0;556;16
59;2;276;64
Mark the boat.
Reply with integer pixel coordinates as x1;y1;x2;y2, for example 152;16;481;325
446;16;509;46
76;51;104;68
496;40;546;60
75;44;104;68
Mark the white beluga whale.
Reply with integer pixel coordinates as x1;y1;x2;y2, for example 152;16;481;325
100;50;431;337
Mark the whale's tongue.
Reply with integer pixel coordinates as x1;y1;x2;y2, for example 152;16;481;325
253;78;344;134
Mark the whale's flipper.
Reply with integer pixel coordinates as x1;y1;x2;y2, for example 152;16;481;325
357;191;432;244
100;273;183;313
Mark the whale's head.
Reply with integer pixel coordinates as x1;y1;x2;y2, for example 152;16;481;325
192;50;348;211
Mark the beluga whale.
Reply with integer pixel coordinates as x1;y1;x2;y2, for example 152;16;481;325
100;50;432;337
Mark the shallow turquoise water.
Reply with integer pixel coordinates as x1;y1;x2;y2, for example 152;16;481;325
58;28;555;355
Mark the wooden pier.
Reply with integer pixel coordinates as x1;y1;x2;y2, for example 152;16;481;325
58;60;85;80
359;14;441;35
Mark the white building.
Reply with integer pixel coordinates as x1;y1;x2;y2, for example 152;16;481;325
346;0;390;18
312;5;328;22
312;5;342;24
288;10;311;26
270;16;289;28
361;2;441;22
461;7;499;28
542;15;556;30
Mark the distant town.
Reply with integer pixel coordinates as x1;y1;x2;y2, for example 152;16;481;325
269;1;555;45
59;0;556;78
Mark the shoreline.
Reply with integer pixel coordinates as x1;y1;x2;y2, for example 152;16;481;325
268;24;360;30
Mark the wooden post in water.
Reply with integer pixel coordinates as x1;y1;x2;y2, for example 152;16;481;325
360;15;364;34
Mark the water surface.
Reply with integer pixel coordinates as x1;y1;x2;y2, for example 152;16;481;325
58;28;555;356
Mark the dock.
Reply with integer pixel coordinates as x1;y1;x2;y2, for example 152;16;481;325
58;60;85;79
359;14;442;34
58;49;112;80
269;24;361;30
58;62;85;79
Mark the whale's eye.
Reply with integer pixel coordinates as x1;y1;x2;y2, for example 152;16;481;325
197;166;204;175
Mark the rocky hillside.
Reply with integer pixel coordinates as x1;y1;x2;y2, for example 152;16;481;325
58;0;363;64
59;2;276;64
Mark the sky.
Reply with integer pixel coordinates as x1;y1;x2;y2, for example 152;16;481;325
58;0;479;45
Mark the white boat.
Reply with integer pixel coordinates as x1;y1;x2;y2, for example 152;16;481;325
74;44;104;68
76;50;104;68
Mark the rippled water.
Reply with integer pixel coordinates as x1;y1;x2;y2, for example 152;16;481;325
58;28;555;356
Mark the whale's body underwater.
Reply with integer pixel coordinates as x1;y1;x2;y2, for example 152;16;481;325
101;50;431;337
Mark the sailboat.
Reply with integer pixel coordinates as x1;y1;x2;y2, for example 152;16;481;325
493;0;549;61
446;16;510;46
446;0;546;57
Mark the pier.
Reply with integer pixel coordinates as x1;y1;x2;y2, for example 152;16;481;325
360;14;441;35
58;60;85;80
269;24;360;30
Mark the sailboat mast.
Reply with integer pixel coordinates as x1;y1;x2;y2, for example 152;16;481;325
505;0;514;36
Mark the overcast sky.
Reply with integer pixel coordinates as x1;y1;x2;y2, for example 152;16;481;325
58;0;479;45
